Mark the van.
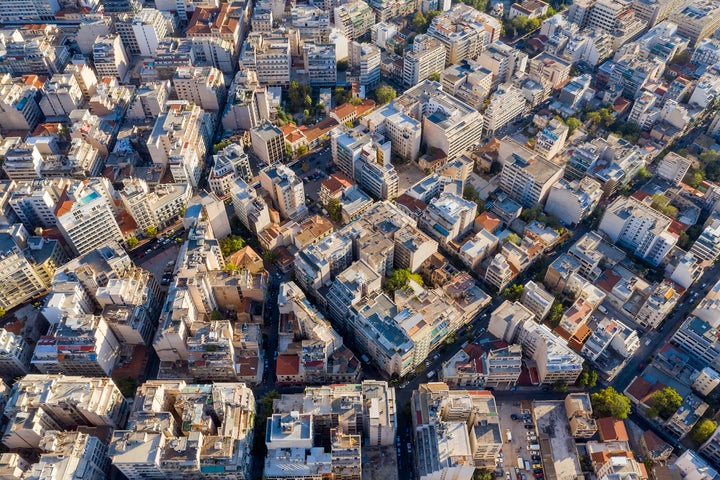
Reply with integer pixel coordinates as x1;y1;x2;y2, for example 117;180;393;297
426;370;436;379
597;305;608;315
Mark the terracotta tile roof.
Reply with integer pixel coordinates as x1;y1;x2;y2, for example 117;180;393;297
300;117;339;143
395;194;428;216
597;417;629;442
331;103;355;120
321;172;353;194
227;246;264;273
187;4;239;37
31;122;62;137
276;354;300;376
596;269;622;293
475;212;502;233
625;375;664;406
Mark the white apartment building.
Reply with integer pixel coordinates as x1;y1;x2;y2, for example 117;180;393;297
0;76;43;132
545;177;603;226
92;35;129;80
334;0;375;41
534;118;568;160
419;192;477;246
222;70;271;131
657;152;692;186
669;0;720;46
132;8;168;57
26;430;109;480
231;179;272;234
250;121;285;165
0;0;60;22
483;84;527;135
9;179;68;229
636;281;678;329
240;31;292;86
0;328;33;379
259;164;308;221
172;66;226;112
361;103;423;163
146;101;213;187
499;144;563;207
303;42;337;87
599;196;678;267
121;178;191;233
39;73;83;118
55;179;125;256
517;320;583;384
690;219;720;264
520;280;555;320
426;4;502;65
477;41;528;85
403;35;447;87
350;42;381;89
209;143;253;196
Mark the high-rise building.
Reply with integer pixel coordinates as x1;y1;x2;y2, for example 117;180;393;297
0;226;66;312
92;35;129;80
334;0;375;41
498;142;564;207
427;4;502;65
482;84;527;135
534;118;569;160
172;66;227;112
240;31;292;86
350;42;381;89
599;196;678;266
0;0;61;22
0;75;43;133
0;328;33;380
26;430;110;480
669;0;720;46
133;8;169;57
631;0;686;27
303;42;337;87
39;73;84;118
419;192;477;246
403;35;447;87
477;41;528;86
55;179;124;256
259;164;309;221
250;121;285;165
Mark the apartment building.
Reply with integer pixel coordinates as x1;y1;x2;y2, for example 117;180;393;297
689;219;720;264
599;196;678;267
132;8;169;57
361;103;423;162
295;232;353;294
110;380;255;480
403;35;447;87
517;320;584;384
251;121;285;165
0;29;69;77
565;394;598;438
260;164;308;221
528;52;572;96
147;101;213;187
440;59;493;110
334;0;375;41
350;42;381;89
172;66;226;112
535;118;569;160
0;0;60;22
231;179;272;235
0;328;33;380
669;0;720;46
39;73;83;118
477;41;528;85
398;80;484;161
520;280;555;321
420;192;477;246
303;42;337;87
25;430;109;480
632;0;686;27
0;76;43;133
656;152;692;186
483;84;527;135
120;178;191;233
209;143;252;196
93;35;129;80
498;142;563;207
186;3;243;72
635;281;679;330
326;261;382;332
427;4;501;65
545;177;603;226
0;227;66;312
241;31;292;86
55;179;125;257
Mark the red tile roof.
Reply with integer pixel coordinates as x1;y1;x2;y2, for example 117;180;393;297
597;417;629;442
276;354;300;376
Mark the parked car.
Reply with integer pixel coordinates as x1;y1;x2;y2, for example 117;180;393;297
524;425;534;430
511;414;519;420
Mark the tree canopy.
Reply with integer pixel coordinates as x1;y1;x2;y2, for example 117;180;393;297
646;387;682;419
591;387;632;420
375;86;397;105
220;235;247;258
326;198;342;223
288;81;313;113
547;300;564;327
690;418;717;444
127;237;138;248
650;194;678;219
146;226;158;237
504;284;524;301
385;269;424;293
566;117;581;134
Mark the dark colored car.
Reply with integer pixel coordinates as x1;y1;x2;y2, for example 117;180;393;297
524;425;534;430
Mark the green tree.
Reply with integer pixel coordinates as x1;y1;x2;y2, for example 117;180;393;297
444;332;458;345
547;300;564;327
690;418;717;444
297;145;308;156
578;363;599;388
210;310;224;320
412;11;427;31
115;377;138;398
326;198;342;223
504;284;524;301
334;87;351;105
213;139;232;153
650;194;678;219
263;249;277;265
646;387;682;419
288;81;312;113
127;237;139;248
566;117;581;134
473;469;494;480
0;308;5;318
591;387;632;420
685;170;705;188
146;226;158;237
224;262;238;272
503;233;521;246
636;166;652;181
385;269;424;293
375;85;397;104
220;235;247;258
428;72;441;82
677;231;690;249
551;380;569;392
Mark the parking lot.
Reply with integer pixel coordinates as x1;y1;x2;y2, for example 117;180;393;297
533;401;582;480
497;400;545;480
